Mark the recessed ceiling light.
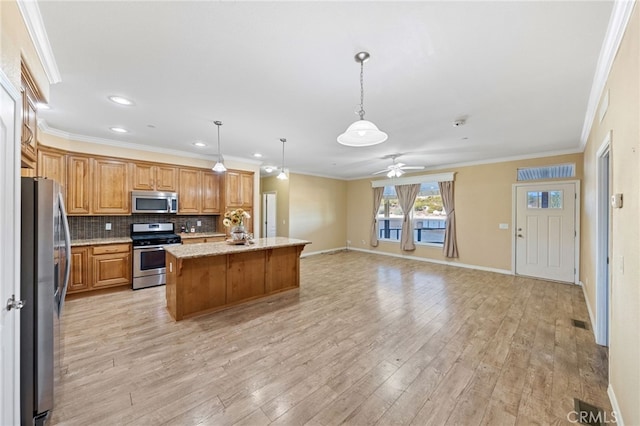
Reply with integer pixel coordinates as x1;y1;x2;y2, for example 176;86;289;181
36;103;50;110
193;141;207;147
108;95;134;106
253;153;263;158
110;127;128;133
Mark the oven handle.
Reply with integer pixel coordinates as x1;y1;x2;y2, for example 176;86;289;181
133;243;182;251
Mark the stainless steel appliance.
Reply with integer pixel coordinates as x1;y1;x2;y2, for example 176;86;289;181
131;223;181;289
131;190;178;214
20;178;71;425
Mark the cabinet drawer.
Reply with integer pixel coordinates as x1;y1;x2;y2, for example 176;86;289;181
92;244;130;255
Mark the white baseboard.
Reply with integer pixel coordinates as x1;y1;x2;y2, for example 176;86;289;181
347;247;512;275
300;247;347;258
608;384;625;426
579;281;598;341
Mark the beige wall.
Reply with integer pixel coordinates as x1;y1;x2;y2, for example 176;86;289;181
582;5;639;424
1;0;49;98
289;174;347;254
347;153;583;271
261;175;290;238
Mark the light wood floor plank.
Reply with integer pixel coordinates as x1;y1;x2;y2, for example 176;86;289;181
51;251;611;425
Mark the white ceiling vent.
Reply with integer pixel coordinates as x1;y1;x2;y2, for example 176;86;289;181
517;164;575;181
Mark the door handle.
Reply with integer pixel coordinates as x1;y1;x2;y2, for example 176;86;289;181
517;234;524;238
6;294;25;311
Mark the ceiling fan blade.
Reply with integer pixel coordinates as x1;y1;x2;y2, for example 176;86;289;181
400;166;425;170
372;169;390;175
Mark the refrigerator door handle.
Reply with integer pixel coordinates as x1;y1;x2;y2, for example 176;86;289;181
58;192;72;316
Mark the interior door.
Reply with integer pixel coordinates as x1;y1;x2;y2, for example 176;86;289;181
515;182;576;283
0;69;21;425
263;192;277;238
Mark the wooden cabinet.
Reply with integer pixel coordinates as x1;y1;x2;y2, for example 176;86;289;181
68;246;90;293
131;162;177;192
202;171;222;214
93;159;129;214
181;235;226;245
225;170;254;207
178;168;201;214
37;147;66;188
178;168;222;214
91;244;132;288
20;62;44;170
67;155;91;215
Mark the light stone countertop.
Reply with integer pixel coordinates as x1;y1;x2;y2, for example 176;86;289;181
179;232;226;239
71;237;132;247
165;237;311;259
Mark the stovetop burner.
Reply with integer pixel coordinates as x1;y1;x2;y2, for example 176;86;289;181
131;223;181;247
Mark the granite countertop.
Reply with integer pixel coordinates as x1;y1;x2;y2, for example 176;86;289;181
71;237;132;247
179;232;226;239
165;237;311;259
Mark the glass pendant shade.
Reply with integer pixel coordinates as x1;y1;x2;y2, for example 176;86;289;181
212;120;226;172
277;169;288;180
337;119;388;147
212;159;226;172
277;138;288;180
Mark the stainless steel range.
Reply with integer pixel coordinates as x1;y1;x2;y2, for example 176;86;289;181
131;223;181;290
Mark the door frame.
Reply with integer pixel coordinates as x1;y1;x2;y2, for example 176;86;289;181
0;67;22;426
595;132;611;346
511;179;581;284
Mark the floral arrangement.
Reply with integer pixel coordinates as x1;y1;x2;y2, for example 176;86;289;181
223;208;250;228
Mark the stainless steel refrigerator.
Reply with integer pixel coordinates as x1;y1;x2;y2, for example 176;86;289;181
20;177;71;425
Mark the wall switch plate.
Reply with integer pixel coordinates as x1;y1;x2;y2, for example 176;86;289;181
196;220;202;227
105;223;112;231
499;223;509;229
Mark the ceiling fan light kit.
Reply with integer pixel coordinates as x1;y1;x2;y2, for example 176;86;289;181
373;155;425;178
337;51;388;147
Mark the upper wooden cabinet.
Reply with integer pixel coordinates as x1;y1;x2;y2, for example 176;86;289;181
93;159;130;214
130;162;177;192
67;155;91;215
202;171;222;214
226;170;254;208
178;168;201;214
37;147;66;189
21;62;45;170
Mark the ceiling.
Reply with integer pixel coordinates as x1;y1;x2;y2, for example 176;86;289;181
36;1;613;180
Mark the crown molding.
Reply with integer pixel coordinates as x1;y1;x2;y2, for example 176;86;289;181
580;0;636;148
16;0;61;84
38;120;261;164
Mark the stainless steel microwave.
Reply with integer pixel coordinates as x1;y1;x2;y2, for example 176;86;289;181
131;190;178;214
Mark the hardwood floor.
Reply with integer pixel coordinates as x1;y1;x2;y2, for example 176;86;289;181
52;251;611;425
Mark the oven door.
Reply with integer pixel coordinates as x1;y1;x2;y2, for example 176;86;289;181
133;244;178;278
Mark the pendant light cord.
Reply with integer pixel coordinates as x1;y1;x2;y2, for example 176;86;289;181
359;59;365;120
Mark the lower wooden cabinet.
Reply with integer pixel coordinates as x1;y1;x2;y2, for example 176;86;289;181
68;243;132;295
181;235;226;244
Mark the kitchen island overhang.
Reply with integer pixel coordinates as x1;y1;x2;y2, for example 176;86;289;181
164;237;311;320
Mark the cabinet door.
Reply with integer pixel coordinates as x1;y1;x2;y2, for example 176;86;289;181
67;155;91;215
240;172;254;206
92;245;131;288
93;159;130;214
20;63;41;170
155;166;177;192
178;168;201;214
38;148;66;189
225;171;242;206
182;237;206;244
202;171;221;214
131;162;155;191
68;247;90;293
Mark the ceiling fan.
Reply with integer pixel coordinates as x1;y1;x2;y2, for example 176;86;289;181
372;155;425;178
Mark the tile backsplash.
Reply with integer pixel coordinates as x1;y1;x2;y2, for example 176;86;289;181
68;214;219;240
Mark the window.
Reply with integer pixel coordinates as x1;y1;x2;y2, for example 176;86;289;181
377;182;446;245
527;190;563;209
517;164;575;181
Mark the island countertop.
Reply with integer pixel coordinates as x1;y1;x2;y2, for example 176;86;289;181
165;237;311;259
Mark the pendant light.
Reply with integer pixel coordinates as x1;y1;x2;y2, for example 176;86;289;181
277;138;288;180
212;120;226;172
337;51;388;147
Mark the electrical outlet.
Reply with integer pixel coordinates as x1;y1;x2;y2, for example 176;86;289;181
196;220;202;227
105;223;111;231
361;240;366;244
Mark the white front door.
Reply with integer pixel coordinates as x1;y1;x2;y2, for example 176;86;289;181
0;69;22;425
515;182;577;283
263;192;277;238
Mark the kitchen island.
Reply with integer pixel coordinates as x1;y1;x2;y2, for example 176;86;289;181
164;237;310;320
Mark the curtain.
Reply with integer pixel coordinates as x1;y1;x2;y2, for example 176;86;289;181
439;181;459;258
395;184;420;251
370;187;384;247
